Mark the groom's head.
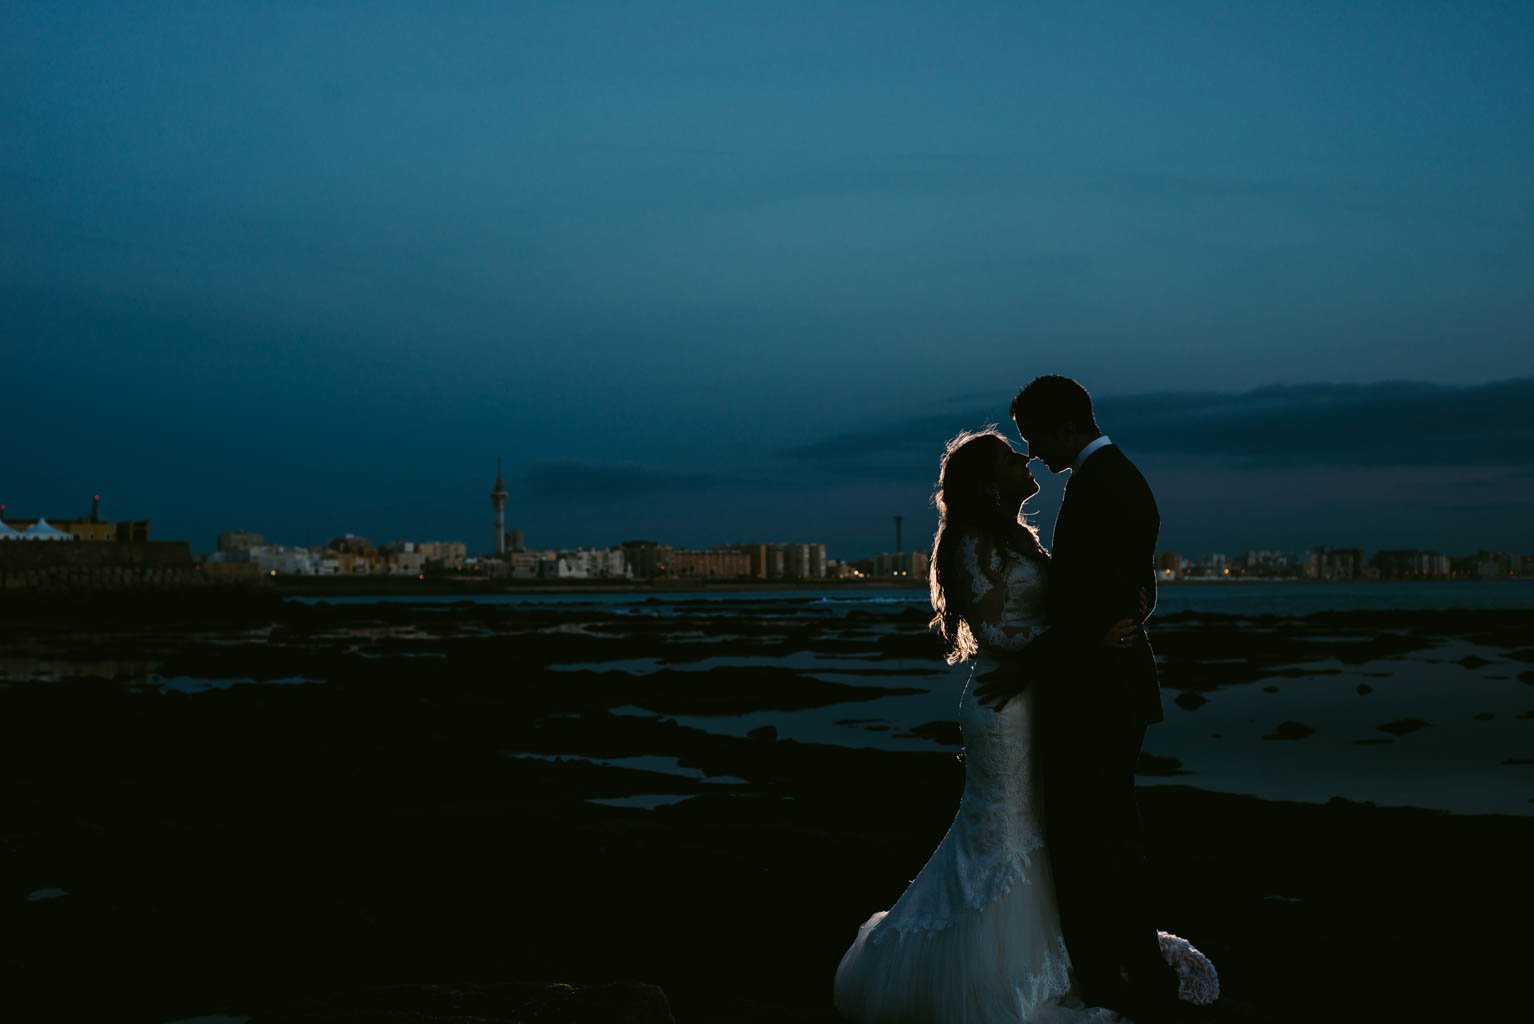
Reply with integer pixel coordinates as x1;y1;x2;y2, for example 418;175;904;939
1010;375;1101;474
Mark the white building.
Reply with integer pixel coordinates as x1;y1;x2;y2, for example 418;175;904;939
782;543;828;579
554;547;629;579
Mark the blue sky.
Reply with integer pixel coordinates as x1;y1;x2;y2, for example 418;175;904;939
4;2;1531;557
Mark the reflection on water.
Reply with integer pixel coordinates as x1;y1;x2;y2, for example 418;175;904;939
586;794;694;809
551;650;943;677
151;675;318;694
1139;639;1534;816
585;639;1532;816
511;752;748;785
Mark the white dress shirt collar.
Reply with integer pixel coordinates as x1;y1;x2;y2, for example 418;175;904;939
1072;434;1113;472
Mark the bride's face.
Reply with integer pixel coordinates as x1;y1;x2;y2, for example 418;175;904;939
993;444;1038;502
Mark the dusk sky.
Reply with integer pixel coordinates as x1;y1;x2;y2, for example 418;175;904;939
5;2;1532;559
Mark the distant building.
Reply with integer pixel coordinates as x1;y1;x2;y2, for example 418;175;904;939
1238;550;1298;578
620;540;668;580
724;543;769;579
724;542;827;579
783;543;828;579
866;551;927;578
1473;550;1516;579
1155;551;1183;578
415;541;467;570
668;548;751;579
239;545;337;576
218;530;264;553
328;534;374;556
1306;546;1364;581
490;551;546;580
2;495;149;543
1370;549;1451;579
0;518;72;541
554;547;629;579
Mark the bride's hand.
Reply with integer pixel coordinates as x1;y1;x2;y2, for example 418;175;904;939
973;662;1027;711
1102;618;1139;650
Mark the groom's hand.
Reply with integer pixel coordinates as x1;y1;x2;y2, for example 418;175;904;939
974;661;1029;712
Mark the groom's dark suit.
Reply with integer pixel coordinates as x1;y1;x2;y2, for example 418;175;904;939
1022;441;1172;1011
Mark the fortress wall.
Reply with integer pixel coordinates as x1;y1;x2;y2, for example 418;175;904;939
0;542;260;593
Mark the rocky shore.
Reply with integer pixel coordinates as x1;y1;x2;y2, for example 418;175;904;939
1;594;1530;1022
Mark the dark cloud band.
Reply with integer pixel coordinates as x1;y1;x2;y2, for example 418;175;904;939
784;377;1534;474
525;461;742;499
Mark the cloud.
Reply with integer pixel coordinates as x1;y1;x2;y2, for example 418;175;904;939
1109;378;1534;466
784;377;1534;476
524;461;745;500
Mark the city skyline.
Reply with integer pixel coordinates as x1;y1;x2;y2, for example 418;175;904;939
8;371;1533;561
5;4;1531;558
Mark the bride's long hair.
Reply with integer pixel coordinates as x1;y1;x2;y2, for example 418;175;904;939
928;428;1047;664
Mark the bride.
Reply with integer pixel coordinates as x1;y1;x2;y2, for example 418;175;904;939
832;429;1216;1023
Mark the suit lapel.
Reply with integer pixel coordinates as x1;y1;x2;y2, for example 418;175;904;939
1053;469;1083;559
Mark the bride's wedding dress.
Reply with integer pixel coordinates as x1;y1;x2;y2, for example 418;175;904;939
832;536;1216;1023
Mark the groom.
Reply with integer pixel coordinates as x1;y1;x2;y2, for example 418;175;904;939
975;375;1180;1021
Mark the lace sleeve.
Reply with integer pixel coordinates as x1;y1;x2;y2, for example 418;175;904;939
954;535;1042;654
958;533;1002;607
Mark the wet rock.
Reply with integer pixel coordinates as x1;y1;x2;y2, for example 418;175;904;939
1377;718;1432;736
1137;752;1194;776
1173;691;1208;711
900;720;962;746
599;667;925;716
1263;721;1315;741
1518;670;1534;685
1356;683;1374;695
1459;655;1495;669
1474;712;1495;721
7;596;1534;1022
747;725;778;742
1262;685;1280;694
252;980;676;1023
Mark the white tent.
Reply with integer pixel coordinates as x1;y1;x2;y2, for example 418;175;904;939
0;519;22;540
20;518;72;541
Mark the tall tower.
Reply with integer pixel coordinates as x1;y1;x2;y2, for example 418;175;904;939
491;458;508;555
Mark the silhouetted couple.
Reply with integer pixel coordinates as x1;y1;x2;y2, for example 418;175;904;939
834;376;1217;1023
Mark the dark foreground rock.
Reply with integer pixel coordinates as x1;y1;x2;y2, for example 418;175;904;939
1;599;1531;1023
254;982;675;1024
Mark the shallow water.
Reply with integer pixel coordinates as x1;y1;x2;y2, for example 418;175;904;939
290;579;1534;616
588;636;1533;816
510;752;749;786
586;794;695;809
